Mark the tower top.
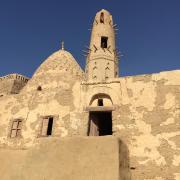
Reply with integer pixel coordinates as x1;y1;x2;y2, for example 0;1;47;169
97;9;111;15
61;41;64;50
94;9;112;25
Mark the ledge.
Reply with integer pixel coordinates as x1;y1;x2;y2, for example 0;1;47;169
85;106;115;112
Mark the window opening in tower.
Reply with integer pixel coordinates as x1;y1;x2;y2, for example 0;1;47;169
100;12;104;23
101;36;108;48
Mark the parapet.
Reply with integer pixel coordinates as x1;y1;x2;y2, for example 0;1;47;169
0;73;29;82
0;73;30;96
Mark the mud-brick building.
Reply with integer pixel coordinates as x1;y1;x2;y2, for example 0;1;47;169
0;9;180;180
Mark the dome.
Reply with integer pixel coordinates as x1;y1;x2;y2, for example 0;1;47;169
23;49;84;93
32;49;84;80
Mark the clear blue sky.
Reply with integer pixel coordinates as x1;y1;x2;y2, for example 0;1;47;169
0;0;180;77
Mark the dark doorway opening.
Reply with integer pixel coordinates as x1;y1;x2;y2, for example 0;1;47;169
88;112;112;136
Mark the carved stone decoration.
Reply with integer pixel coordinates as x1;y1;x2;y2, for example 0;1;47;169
105;66;110;80
92;66;97;80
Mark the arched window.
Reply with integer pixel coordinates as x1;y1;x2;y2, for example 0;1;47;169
88;93;113;136
90;93;113;106
100;12;104;23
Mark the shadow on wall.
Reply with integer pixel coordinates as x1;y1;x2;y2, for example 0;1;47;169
119;138;131;180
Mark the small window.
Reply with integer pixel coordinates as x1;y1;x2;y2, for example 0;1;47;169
101;36;108;48
100;12;104;23
10;119;22;138
37;86;42;91
98;99;103;106
41;117;54;136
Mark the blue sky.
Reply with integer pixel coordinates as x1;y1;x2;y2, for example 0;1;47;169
0;0;180;77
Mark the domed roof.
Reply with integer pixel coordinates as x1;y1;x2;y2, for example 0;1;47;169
32;49;84;80
22;48;84;93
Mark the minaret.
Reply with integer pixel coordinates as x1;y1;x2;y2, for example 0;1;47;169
85;9;119;81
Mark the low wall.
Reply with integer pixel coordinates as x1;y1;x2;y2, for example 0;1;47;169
0;136;130;180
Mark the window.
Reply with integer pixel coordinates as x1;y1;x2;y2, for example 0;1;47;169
41;117;54;136
101;36;108;48
100;12;104;23
98;99;103;106
10;119;22;138
37;86;42;91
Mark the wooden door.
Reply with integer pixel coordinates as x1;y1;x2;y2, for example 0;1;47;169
89;113;99;136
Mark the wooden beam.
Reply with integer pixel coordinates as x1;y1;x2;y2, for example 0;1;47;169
85;106;115;112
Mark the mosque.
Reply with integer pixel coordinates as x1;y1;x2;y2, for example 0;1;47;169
0;9;180;180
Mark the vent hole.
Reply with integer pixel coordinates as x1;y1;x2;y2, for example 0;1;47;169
37;86;42;91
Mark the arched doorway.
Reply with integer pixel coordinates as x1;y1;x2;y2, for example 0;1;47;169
88;94;113;136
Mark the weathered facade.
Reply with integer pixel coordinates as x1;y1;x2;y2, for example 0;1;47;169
0;9;180;180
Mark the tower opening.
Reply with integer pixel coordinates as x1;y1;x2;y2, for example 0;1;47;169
88;112;112;136
98;99;103;106
100;12;104;23
101;36;108;48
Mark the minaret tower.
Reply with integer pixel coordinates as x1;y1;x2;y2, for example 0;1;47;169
85;9;119;81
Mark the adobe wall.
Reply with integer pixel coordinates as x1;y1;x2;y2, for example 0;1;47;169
0;136;128;180
82;70;180;180
0;68;179;179
0;51;87;148
116;70;180;180
0;79;87;148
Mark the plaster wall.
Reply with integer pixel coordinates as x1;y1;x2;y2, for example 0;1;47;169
117;70;180;180
82;70;180;180
0;50;87;148
0;60;179;180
